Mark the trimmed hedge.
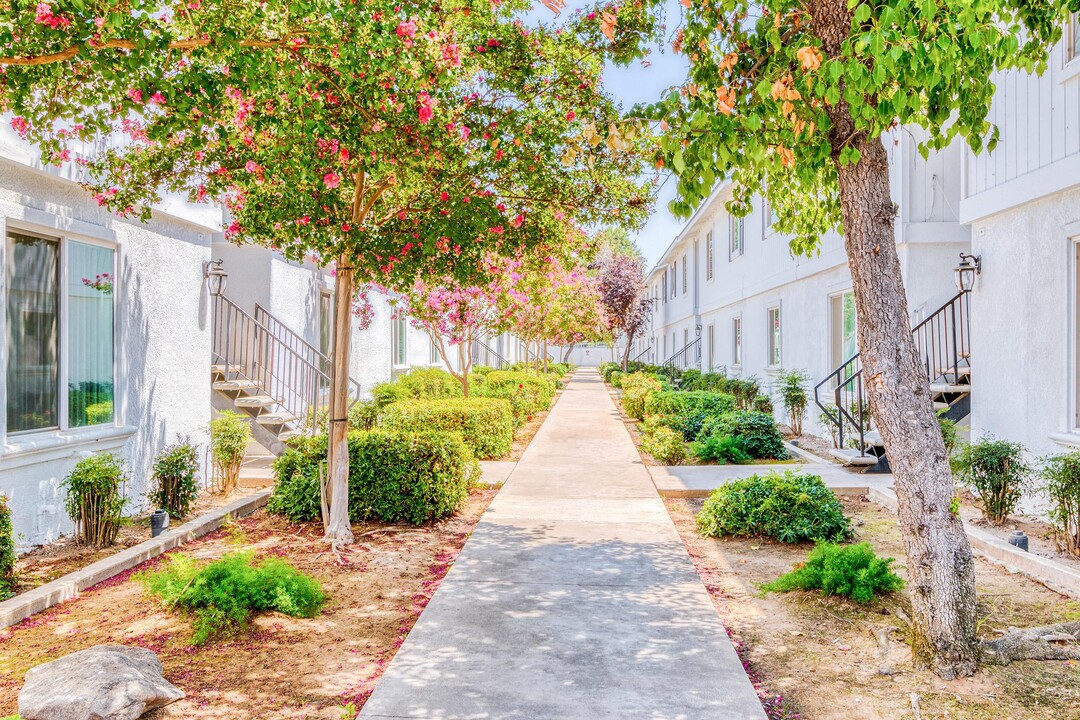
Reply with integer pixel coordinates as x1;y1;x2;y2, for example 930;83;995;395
697;471;850;543
700;411;787;459
641;426;686;465
476;371;554;426
372;367;463;409
0;495;15;601
621;372;662;419
644;391;736;440
269;429;478;524
381;397;513;459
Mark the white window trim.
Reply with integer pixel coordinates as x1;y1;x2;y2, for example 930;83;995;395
729;215;744;260
766;304;782;368
1;220;122;453
391;315;408;368
1070;229;1080;433
1061;14;1080;84
731;314;743;369
705;230;715;282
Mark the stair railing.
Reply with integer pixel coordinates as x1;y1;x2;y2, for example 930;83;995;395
813;290;970;455
471;337;510;369
631;344;651;363
661;337;701;383
254;304;362;402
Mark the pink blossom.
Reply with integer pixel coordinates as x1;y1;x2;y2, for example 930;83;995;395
245;160;259;173
34;3;70;29
442;43;461;67
127;88;143;104
323;172;340;189
566;111;576;121
440;191;449;202
417;92;434;125
148;92;166;105
511;214;524;228
10;116;30;139
396;19;417;45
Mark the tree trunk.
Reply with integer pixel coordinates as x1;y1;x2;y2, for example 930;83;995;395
325;255;355;544
836;134;979;677
621;331;634;371
562;343;575;363
808;0;979;679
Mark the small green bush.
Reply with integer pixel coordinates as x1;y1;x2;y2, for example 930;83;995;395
472;364;496;376
347;399;379;431
700;411;787;460
952;437;1031;524
728;377;761;410
697;471;850;543
763;542;904;603
690;435;752;464
396;367;464;400
150;440;201;520
609;370;624;388
937;412;958;455
63;452;128;548
138;550;325;645
371;380;410;408
210;411;250;494
476;371;553;425
679;372;728;392
1039;451;1080;556
381;398;513;459
751;395;774;414
270;429;478;524
644;390;737;418
600;362;620;383
0;495;16;601
621;372;663;420
641;426;687;465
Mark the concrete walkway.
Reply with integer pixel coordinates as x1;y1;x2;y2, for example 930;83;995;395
360;370;766;719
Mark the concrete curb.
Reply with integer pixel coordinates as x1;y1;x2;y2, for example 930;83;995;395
868;486;1080;599
1;489;271;629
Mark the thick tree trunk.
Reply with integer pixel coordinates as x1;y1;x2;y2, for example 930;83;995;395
621;331;634;371
807;0;978;678
836;135;979;677
325;255;355;544
562;343;575;363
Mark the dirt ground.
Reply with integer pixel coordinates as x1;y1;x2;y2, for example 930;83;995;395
11;487;266;595
666;496;1080;720
0;489;497;719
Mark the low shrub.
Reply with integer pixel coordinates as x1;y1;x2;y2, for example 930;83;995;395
697;470;850;543
63;452;128;548
641;426;687;465
952;437;1031;524
0;495;16;601
150;440;201;520
210;411;249;494
477;370;554;425
690;435;752;464
472;364;496;376
763;542;904;603
382;398;513;459
728;377;761;410
371;380;410;408
138;550;325;645
609;370;624;388
621;372;663;420
938;412;958;455
270;429;478;525
679;372;728;392
600;362;620;383
751;395;774;414
347;399;379;431
548;362;573;377
1040;451;1080;556
776;369;810;435
700;411;787;460
396;367;464;400
679;369;702;387
644;390;737;418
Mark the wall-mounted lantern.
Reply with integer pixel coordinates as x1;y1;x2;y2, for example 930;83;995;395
953;253;982;293
204;259;228;297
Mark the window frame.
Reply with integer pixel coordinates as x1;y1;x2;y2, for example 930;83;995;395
762;199;778;237
681;254;688;295
1069;13;1080;64
3;224;120;440
729;215;744;260
392;312;408;367
731;315;742;367
705;230;714;281
767;305;782;367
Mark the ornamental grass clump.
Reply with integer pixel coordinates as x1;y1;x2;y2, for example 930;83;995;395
1040;451;1080;556
952;437;1031;524
763;542;904;604
150;440;201;520
63;452;128;548
138;550;325;645
210;411;250;494
0;495;16;600
697;471;850;543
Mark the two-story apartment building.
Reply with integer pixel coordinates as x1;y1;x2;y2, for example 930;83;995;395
639;127;971;440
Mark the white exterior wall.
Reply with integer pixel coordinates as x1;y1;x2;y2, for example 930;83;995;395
0;158;215;549
642;131;969;436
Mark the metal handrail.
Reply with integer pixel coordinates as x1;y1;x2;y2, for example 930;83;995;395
661;337;701;382
471;337;510;369
631;345;651;363
254;304;363;401
813;291;970;455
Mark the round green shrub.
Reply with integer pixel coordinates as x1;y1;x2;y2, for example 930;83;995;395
347;399;379;431
641;426;687;465
475;371;553;425
63;452;129;548
396;367;464;400
270;429;478;525
644;390;736;418
609;370;624;388
700;411;787;459
0;495;16;601
620;372;662;419
690;435;752;464
697;470;850;543
763;542;904;603
150;440;201;520
381;397;513;459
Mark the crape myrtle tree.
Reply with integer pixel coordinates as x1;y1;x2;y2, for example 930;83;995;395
621;0;1080;675
0;0;654;544
597;250;653;370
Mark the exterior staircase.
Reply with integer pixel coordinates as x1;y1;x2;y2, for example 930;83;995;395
662;337;701;383
211;294;361;455
814;291;971;471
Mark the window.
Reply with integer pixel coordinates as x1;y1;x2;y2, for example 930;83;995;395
767;306;782;366
392;313;407;366
5;230;116;434
732;316;742;366
662;272;668;303
671;263;677;298
707;324;715;370
681;254;688;294
729;215;744;259
1070;14;1080;62
830;291;858;367
430;336;441;364
763;199;778;236
706;231;714;280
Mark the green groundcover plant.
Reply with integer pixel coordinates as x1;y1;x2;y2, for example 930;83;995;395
644;391;737;441
381;397;513;459
690;435;752;465
763;542;905;604
697;471;850;544
138;550;325;645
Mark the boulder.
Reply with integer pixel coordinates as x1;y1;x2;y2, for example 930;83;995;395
18;644;184;720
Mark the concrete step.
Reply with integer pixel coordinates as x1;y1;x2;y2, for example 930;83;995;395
933;401;950;412
211;363;242;375
830;448;879;466
864;430;884;447
255;412;299;426
213;379;259;392
277;429;303;440
929;383;970;394
234;394;277;408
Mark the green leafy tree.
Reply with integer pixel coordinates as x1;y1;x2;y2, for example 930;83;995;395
628;0;1079;677
0;0;651;543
